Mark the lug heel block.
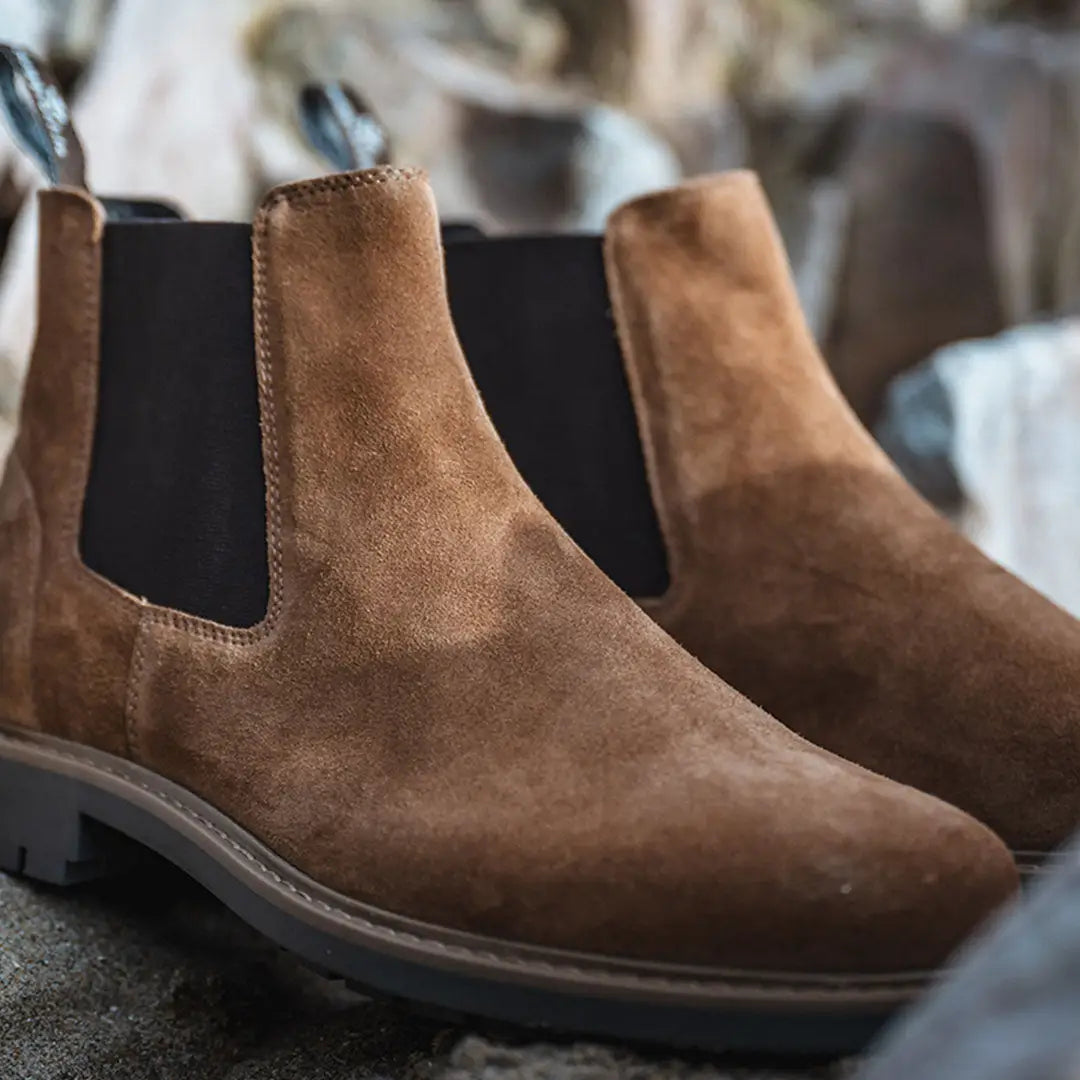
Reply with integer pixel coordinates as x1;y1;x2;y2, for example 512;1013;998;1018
0;747;139;885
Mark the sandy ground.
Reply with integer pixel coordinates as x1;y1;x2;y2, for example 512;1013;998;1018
0;861;853;1080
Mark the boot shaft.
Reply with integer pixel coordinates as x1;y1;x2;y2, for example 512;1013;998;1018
443;172;895;601
0;170;557;744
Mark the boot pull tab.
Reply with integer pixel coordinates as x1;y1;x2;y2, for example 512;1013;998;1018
0;43;86;188
299;81;391;172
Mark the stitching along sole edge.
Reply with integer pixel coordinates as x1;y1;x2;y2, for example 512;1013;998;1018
0;724;928;1055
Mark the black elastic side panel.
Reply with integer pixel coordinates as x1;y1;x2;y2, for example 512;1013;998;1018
82;221;268;628
445;236;669;598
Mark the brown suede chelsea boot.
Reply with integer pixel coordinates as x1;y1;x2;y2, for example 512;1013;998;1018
0;51;1019;1054
444;170;1080;874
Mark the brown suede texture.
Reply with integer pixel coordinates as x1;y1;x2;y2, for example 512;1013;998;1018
2;170;1018;974
605;171;1080;858
2;190;141;755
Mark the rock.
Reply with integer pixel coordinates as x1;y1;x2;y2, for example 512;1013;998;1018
825;106;1006;425
858;839;1080;1080
876;319;1080;618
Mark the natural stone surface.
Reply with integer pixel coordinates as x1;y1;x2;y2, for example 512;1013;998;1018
859;842;1080;1080
0;863;847;1079
438;1038;849;1080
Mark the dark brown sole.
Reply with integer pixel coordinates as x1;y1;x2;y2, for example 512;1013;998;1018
0;725;929;1055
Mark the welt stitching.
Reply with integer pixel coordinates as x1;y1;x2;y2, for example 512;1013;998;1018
0;731;930;996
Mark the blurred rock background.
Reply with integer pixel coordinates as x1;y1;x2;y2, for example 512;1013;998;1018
2;0;1080;574
4;1;1080;588
4;4;1080;1077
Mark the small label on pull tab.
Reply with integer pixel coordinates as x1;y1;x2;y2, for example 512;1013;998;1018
299;81;391;173
0;43;86;188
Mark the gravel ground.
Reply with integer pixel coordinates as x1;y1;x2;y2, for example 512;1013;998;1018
0;861;854;1080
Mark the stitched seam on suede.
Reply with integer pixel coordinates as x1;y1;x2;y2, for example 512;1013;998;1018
45;198;102;559
131;168;425;648
2;448;42;730
58;197;100;558
260;167;424;213
124;618;149;763
131;190;289;646
69;207;97;550
0;730;932;995
602;224;692;620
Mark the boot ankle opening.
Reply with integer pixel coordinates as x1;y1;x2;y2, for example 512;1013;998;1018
81;220;270;628
445;233;670;599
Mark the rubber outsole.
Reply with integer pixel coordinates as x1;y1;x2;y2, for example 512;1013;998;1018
0;725;930;1055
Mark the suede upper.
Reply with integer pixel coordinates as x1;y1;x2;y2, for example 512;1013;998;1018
0;172;1018;974
604;171;1080;857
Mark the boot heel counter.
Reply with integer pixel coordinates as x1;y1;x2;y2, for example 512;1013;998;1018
0;448;41;729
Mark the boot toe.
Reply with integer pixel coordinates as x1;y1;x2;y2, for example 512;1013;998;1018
780;777;1020;975
361;737;1020;977
678;763;1020;975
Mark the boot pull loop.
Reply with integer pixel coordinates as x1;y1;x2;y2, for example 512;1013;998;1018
299;81;391;172
0;43;87;188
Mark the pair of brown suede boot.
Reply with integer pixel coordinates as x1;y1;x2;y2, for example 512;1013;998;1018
1;49;1078;1055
